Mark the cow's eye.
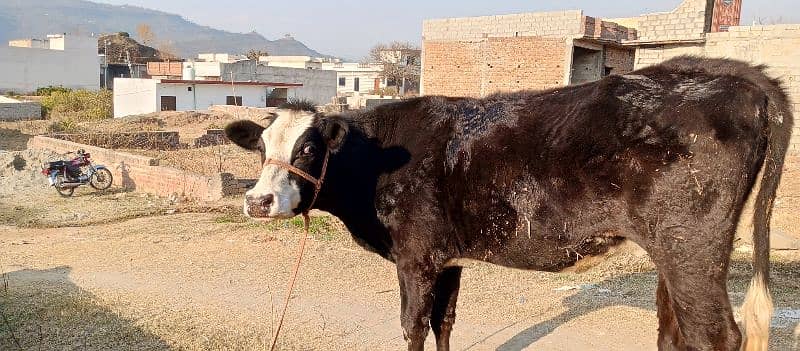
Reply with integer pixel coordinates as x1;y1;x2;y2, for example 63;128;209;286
302;144;315;155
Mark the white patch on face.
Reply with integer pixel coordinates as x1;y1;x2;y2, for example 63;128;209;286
245;109;315;218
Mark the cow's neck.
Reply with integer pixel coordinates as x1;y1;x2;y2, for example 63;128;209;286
314;124;398;261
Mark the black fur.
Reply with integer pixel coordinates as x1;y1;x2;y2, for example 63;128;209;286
227;57;793;351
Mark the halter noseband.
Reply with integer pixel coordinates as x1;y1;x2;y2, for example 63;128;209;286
265;148;331;214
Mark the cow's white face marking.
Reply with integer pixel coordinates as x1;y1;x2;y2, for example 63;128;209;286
245;109;315;218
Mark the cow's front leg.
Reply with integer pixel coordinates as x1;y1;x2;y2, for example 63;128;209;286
431;267;462;351
397;256;438;351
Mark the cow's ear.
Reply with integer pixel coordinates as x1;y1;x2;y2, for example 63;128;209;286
320;116;349;153
225;120;265;151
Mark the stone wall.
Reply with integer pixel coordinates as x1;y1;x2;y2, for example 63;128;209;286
26;136;252;201
48;131;181;150
0;102;42;121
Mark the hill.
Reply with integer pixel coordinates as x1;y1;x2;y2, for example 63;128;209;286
0;0;329;58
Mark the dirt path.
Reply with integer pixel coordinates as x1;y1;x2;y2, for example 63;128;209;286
2;212;799;350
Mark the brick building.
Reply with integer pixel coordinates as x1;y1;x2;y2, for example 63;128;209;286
421;0;798;158
421;11;637;97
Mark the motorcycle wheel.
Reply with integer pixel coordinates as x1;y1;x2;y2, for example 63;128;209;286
90;168;113;190
54;174;75;197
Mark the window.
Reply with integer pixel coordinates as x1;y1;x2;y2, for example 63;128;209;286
338;77;346;86
722;0;733;5
160;96;176;111
353;77;360;92
226;96;242;106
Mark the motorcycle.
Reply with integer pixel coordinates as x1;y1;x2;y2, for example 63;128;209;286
40;149;113;197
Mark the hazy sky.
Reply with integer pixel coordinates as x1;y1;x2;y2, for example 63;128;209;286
94;0;799;59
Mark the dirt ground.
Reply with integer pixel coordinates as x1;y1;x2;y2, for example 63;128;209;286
1;148;799;350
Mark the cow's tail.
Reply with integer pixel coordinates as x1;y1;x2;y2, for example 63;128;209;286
740;71;793;351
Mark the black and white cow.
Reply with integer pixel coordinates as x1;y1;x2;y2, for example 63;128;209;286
225;57;792;351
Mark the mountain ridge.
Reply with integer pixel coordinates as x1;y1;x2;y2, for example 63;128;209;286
0;0;330;58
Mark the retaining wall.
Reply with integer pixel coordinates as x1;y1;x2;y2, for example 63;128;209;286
48;131;181;150
27;135;252;201
0;102;42;121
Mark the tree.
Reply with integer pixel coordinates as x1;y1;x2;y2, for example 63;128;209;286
156;40;178;60
136;23;155;45
368;41;421;96
246;49;269;61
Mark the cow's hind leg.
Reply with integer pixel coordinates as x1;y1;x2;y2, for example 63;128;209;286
649;225;741;351
430;267;462;351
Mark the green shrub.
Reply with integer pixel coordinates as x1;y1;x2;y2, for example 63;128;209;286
35;86;71;96
41;89;113;121
370;86;398;97
48;118;79;133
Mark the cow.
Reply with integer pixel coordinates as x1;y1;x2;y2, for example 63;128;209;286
225;56;793;351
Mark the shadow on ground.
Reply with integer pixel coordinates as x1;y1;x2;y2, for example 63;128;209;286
0;129;32;151
492;256;800;351
0;266;173;350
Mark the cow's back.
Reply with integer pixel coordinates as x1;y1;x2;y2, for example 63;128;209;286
434;64;770;271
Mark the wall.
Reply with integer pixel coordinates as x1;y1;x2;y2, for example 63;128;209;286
614;0;711;43
570;46;602;84
423;36;568;97
113;78;158;117
222;62;337;106
421;10;637;97
156;83;268;111
423;10;585;41
604;46;636;75
27;136;231;201
0;35;99;93
0;101;42;121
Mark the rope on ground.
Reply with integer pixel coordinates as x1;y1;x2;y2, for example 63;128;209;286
269;212;311;351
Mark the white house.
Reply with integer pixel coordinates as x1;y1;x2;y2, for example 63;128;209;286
147;56;337;106
320;62;385;95
113;78;302;118
0;34;98;93
257;55;386;96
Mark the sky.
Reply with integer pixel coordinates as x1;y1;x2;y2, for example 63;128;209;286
94;0;800;59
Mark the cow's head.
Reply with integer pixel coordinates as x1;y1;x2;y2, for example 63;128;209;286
225;109;348;219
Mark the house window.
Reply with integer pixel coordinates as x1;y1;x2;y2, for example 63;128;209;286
722;0;733;5
160;96;176;111
226;96;242;106
353;77;360;92
338;77;346;86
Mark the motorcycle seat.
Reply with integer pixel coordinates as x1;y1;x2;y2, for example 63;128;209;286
48;161;68;168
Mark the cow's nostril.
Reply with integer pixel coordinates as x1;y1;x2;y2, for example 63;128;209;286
260;194;274;209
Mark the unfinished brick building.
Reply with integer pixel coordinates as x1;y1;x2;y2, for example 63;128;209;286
421;0;798;158
421;11;637;97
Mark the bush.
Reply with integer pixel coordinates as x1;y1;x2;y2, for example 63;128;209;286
41;89;113;121
35;86;71;96
371;86;398;97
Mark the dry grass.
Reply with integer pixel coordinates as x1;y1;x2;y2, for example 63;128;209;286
126;144;261;178
0;272;296;350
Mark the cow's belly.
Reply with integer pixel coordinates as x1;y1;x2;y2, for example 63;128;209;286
451;186;634;272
